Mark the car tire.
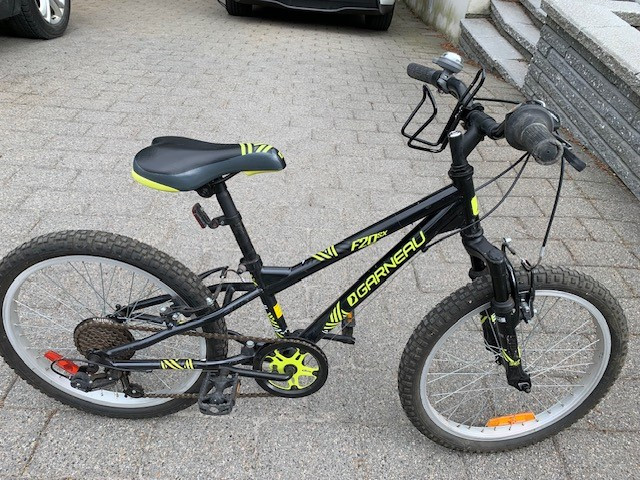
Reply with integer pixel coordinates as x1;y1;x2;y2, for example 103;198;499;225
6;0;70;39
226;0;252;16
364;8;393;31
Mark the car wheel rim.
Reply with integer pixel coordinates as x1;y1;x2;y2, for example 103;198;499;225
35;0;65;25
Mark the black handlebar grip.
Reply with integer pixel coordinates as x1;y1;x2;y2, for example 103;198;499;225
407;63;441;87
505;104;562;165
519;123;562;165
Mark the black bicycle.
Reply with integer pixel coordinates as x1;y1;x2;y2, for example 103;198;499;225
0;53;627;452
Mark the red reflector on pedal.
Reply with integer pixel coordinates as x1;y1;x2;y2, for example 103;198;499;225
44;350;79;375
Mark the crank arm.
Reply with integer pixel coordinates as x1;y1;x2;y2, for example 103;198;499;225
225;366;291;381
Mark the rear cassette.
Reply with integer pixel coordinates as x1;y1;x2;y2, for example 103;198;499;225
73;318;135;360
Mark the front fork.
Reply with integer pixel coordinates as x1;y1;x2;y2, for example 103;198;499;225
448;131;531;393
466;235;532;393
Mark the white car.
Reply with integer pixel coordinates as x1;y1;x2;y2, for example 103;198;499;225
224;0;395;30
0;0;69;39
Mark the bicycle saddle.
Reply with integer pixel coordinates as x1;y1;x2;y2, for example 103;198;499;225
132;137;286;192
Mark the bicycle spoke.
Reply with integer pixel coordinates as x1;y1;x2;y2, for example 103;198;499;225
432;372;494;405
99;263;107;315
13;299;74;333
32;282;86;320
526;320;592;369
42;271;97;317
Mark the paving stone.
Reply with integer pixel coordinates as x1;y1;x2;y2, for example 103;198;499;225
582;378;640;432
619;298;640;335
621;335;640;379
138;416;259;480
578;218;623;243
2;378;70;412
555;430;640;479
0;409;50;478
0;358;17;403
26;412;146;479
461;438;567;480
0;211;39;256
563;240;639;268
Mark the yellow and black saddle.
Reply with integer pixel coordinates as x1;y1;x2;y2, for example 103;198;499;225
132;137;286;192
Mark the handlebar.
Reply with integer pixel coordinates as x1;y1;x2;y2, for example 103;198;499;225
504;104;562;165
407;62;468;100
407;62;564;165
407;63;440;86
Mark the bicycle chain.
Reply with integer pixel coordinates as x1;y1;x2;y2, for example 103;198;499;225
93;321;288;399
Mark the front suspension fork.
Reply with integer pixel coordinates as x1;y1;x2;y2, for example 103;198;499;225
481;310;531;392
466;235;532;393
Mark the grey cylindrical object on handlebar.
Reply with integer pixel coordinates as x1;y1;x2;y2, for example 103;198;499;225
519;123;562;165
505;103;562;165
407;63;441;87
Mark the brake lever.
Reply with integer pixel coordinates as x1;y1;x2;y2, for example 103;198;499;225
552;134;586;172
562;146;587;172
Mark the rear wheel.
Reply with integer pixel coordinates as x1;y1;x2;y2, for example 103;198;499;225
6;0;70;39
398;267;627;452
364;8;393;31
226;0;252;17
0;230;227;418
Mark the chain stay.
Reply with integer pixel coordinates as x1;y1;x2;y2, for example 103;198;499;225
103;321;284;399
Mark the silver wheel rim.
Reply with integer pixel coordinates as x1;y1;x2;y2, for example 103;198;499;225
419;290;611;442
3;255;207;409
35;0;66;25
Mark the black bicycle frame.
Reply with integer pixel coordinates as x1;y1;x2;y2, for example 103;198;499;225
103;130;519;375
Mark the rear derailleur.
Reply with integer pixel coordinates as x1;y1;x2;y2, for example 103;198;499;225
70;367;144;398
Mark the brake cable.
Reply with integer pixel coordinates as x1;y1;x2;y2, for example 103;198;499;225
421;152;530;251
504;154;565;271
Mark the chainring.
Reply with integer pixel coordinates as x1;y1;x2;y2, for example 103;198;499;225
252;339;328;398
73;318;135;360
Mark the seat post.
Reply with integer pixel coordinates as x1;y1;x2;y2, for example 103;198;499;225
213;181;260;269
212;181;289;338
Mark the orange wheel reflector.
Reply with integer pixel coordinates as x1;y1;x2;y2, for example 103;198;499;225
486;411;536;427
44;350;79;375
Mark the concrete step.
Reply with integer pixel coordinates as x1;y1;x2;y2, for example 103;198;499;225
520;0;547;27
491;0;541;59
459;18;528;89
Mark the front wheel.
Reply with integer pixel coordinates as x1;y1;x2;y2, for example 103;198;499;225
0;230;227;418
398;267;627;452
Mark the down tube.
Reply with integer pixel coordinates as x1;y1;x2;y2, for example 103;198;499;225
301;203;463;342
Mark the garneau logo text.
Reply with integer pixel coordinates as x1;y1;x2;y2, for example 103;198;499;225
346;231;426;307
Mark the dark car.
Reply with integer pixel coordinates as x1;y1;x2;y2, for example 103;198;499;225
224;0;395;30
0;0;70;39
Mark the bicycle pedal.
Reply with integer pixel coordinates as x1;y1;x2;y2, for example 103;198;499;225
198;371;240;416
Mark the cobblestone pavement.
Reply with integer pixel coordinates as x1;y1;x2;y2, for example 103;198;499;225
1;1;639;478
